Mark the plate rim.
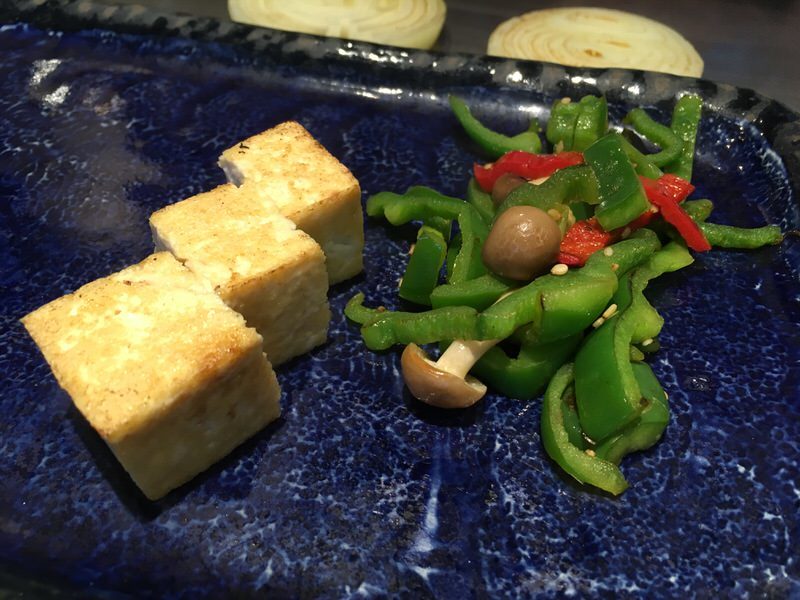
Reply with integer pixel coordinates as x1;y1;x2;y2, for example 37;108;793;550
2;0;798;196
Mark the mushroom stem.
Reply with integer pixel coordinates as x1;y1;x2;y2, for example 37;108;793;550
400;292;514;408
435;339;500;378
400;338;502;409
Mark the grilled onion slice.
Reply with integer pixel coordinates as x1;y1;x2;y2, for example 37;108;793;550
228;0;446;50
488;8;703;78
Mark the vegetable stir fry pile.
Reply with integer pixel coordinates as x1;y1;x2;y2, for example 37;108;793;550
346;94;783;494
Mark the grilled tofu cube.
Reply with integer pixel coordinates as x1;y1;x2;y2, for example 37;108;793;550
21;252;281;500
218;121;363;284
150;183;330;366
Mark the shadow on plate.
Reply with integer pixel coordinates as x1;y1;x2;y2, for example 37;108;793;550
67;405;286;520
403;388;485;427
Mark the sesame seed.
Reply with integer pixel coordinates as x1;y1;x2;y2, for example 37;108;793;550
602;303;618;319
409;243;415;254
560;97;572;104
397;277;403;288
664;391;669;400
611;263;619;271
554;141;565;154
641;338;654;347
603;247;614;257
621;227;632;239
592;316;605;328
547;208;562;221
585;449;596;457
550;263;569;276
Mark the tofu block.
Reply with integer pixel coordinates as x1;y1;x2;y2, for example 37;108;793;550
218;121;363;284
21;253;281;500
150;183;330;366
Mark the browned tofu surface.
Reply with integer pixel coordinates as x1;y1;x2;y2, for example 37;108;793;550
150;183;330;365
218;121;363;283
22;252;281;499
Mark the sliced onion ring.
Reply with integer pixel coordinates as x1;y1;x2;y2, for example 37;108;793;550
487;8;703;78
228;0;446;50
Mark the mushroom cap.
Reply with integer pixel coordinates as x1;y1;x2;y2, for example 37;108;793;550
400;343;487;409
482;205;562;281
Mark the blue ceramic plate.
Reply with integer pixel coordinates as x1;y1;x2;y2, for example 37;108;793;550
1;1;799;597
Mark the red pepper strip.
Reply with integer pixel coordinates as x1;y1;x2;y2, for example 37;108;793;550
474;150;584;192
557;252;583;266
557;218;615;266
639;176;711;252
645;173;695;203
626;209;657;231
557;172;702;266
557;211;658;266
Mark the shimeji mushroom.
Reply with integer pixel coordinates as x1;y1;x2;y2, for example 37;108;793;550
401;290;520;408
401;338;500;409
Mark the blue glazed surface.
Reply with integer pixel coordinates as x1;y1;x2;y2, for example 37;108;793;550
1;2;799;598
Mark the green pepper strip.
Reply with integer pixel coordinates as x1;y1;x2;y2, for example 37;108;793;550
629;345;646;362
646;198;713;240
344;292;378;325
398;225;447;306
585;133;651;231
665;94;702;181
618;135;663;180
344;293;480;351
546;99;580;152
445;232;460;281
593;362;669;464
495;164;600;219
367;187;489;284
422;215;452;240
466;177;495;225
623;108;683;167
696;221;783;249
574;242;693;441
681;198;714;222
477;230;661;342
655;202;783;250
540;364;629;495
572;95;609;152
471;333;582;400
430;273;515;311
449;95;542;159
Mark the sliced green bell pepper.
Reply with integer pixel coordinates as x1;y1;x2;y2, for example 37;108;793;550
430;273;515;311
344;293;480;351
470;333;582;400
584;133;651;231
681;198;714;222
572;95;609;152
664;94;702;181
466;177;495;225
495;164;600;218
477;230;661;342
449;95;542;158
593;361;669;464
696;221;783;249
399;225;447;306
623;107;682;167
618;134;663;180
367;186;489;284
540;363;629;495
574;242;693;441
546;99;580;152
